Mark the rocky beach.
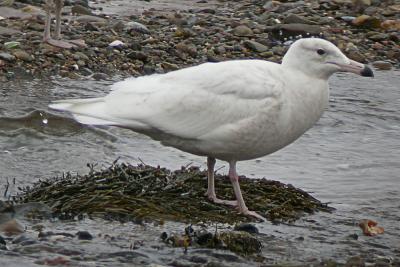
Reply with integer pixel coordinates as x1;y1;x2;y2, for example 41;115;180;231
0;0;399;81
0;0;400;266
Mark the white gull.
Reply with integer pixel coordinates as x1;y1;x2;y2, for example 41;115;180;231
49;38;373;221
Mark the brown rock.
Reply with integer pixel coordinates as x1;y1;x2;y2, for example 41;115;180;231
372;61;392;70
233;25;253;37
12;50;33;62
0;219;24;236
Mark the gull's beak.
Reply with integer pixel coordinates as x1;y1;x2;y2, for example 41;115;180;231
333;59;374;77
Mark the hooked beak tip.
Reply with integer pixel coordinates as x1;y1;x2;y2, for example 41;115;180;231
361;65;374;77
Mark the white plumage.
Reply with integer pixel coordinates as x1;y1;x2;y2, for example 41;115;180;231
50;38;373;220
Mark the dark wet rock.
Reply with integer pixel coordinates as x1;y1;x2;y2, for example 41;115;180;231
91;72;109;80
76;231;93;240
127;51;148;61
233;25;253;37
0;235;6;245
243;40;269;53
233;223;259;234
372;61;392;70
345;255;365;267
0;52;16;62
195;231;213;246
188;255;208;264
12;234;37;246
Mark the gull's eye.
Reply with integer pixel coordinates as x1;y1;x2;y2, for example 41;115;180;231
317;49;326;56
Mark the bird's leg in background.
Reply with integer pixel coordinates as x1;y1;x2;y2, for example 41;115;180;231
54;0;64;40
43;0;77;49
205;157;237;206
228;161;266;221
43;0;53;43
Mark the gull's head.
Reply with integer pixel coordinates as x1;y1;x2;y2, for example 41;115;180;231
282;38;373;79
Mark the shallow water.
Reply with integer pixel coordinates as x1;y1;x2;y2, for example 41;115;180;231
0;70;399;265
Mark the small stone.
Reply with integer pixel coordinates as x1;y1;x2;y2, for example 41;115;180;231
161;62;179;72
73;51;89;61
125;21;150;34
345;255;365;267
76;231;93;240
352;15;381;28
368;33;389;42
233;25;253;37
283;14;316;25
176;42;197;57
243;40;269;53
92;72;109;80
0;235;5;245
71;5;93;15
234;223;259;234
12;50;33;62
127;51;148;61
0;219;24;236
0;52;15;62
372;61;392;70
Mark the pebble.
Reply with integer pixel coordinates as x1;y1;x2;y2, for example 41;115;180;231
91;72;109;80
125;21;150;34
233;223;259;234
76;231;93;240
12;50;33;62
0;235;5;245
243;40;269;53
345;255;365;267
372;61;392;70
233;25;253;37
0;52;15;62
0;219;24;236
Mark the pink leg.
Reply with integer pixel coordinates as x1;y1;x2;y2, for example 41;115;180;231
228;161;266;221
205;157;237;207
42;0;77;49
54;0;63;39
43;0;52;42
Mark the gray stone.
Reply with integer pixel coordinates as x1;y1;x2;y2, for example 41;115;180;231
233;25;253;37
368;33;389;41
243;40;269;53
283;14;317;25
0;52;15;62
0;26;21;36
74;15;107;24
125;21;150;34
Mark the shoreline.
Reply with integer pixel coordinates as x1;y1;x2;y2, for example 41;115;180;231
0;0;398;81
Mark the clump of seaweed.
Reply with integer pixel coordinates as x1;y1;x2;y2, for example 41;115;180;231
15;162;332;224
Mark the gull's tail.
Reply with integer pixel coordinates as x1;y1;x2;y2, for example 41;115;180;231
49;98;116;125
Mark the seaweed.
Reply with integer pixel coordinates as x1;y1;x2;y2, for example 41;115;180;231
15;162;332;224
